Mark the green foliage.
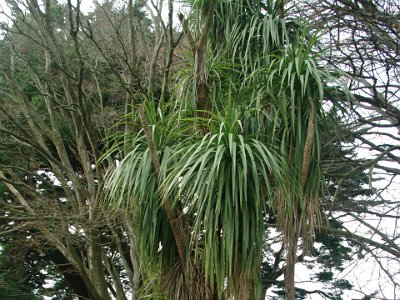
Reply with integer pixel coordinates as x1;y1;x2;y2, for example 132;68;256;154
334;279;353;290
105;0;354;298
316;270;333;281
103;102;191;275
314;233;353;271
0;182;7;198
0;276;39;300
161;108;290;295
0;243;41;300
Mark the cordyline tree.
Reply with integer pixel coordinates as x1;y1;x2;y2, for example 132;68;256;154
289;0;400;297
104;0;348;299
0;0;399;300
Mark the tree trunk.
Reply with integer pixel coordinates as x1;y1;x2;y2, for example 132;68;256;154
87;233;111;300
284;238;297;300
51;250;92;300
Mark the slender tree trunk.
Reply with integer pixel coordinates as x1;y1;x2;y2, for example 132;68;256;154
130;237;141;300
279;0;285;18
195;48;211;120
284;237;297;300
52;250;92;300
285;98;315;299
179;0;217;121
260;286;267;300
87;232;111;300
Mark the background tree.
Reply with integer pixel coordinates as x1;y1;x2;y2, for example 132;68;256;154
0;1;159;299
286;1;400;298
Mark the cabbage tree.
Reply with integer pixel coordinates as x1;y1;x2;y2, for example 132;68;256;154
104;1;341;299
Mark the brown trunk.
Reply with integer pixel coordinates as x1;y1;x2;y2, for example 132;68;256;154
87;233;111;300
52;250;92;300
284;237;297;300
196;82;211;120
279;0;285;19
260;286;267;300
180;0;217;122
